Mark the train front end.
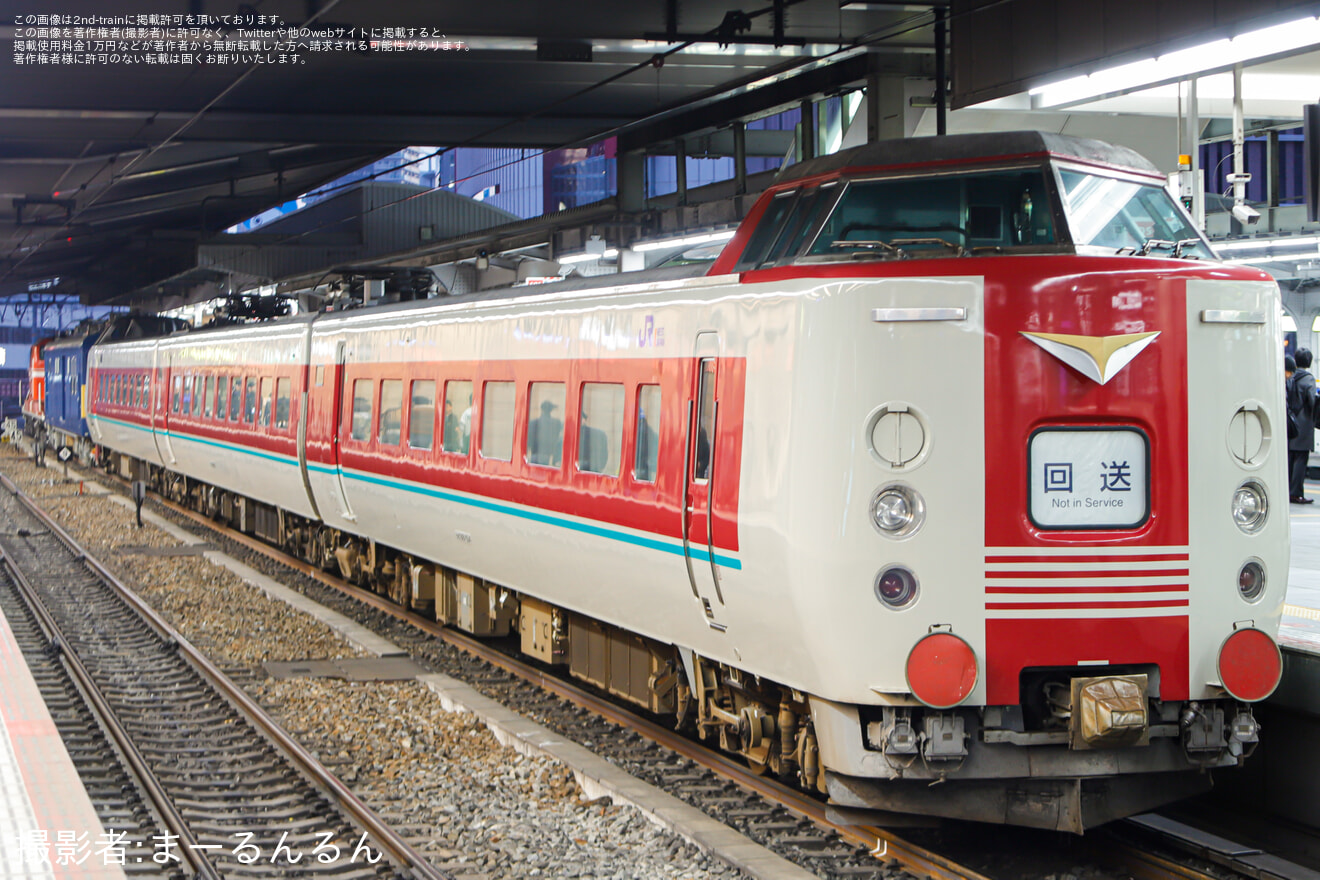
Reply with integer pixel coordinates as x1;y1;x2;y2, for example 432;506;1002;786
722;133;1287;832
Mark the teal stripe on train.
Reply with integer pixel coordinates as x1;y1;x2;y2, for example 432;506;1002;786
92;414;743;570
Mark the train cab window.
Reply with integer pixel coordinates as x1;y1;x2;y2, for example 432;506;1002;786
378;379;402;445
244;377;258;423
259;377;274;427
481;381;515;462
578;383;624;476
732;190;798;272
192;376;205;417
204;376;215;418
228;376;243;421
408;380;435;450
350;379;372;442
172;376;182;413
1057;169;1213;258
634;385;662;482
443;380;473;454
275;378;291;429
694;360;716;482
526;382;566;467
806;169;1057;258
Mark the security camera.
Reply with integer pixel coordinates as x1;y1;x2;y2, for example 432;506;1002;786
1232;204;1261;226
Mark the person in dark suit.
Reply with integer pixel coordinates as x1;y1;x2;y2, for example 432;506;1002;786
1290;349;1317;503
528;399;563;466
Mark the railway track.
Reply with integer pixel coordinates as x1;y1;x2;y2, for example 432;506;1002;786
14;450;1315;880
0;469;448;880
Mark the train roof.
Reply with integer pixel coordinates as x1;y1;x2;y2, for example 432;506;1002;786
779;131;1161;184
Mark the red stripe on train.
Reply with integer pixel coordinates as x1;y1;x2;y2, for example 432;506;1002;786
985;616;1190;703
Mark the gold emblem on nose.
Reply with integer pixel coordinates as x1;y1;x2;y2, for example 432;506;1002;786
1021;331;1160;385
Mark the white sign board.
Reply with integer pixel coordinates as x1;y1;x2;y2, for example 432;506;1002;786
1029;429;1148;529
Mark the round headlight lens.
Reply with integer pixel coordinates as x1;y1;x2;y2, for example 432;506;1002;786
1232;480;1268;534
1238;560;1266;602
875;567;918;608
871;485;925;538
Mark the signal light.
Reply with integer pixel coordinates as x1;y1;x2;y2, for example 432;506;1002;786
1217;627;1281;702
905;632;978;709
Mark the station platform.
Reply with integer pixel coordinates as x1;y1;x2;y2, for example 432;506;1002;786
0;603;125;879
1283;479;1320;653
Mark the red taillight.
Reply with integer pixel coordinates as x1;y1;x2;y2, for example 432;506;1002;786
905;632;978;709
1217;627;1281;702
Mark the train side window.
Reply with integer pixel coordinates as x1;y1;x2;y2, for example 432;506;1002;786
259;377;274;427
172;376;182;413
130;376;137;408
443;380;473;454
314;365;325;387
204;376;215;418
228;376;243;421
244;377;258;423
694;360;716;482
216;377;229;420
579;383;623;476
526;382;566;467
182;375;194;415
481;381;515;462
275;377;291;429
409;380;435;450
350;379;372;441
143;375;151;409
192;376;205;417
634;385;662;482
379;379;402;445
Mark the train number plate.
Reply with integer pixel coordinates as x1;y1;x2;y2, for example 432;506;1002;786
1028;429;1149;529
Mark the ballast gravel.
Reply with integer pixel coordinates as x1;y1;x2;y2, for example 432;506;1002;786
2;449;740;880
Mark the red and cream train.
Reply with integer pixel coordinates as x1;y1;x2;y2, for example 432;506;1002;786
71;132;1286;832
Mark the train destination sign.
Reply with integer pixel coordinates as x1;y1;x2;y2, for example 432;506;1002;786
1029;428;1149;529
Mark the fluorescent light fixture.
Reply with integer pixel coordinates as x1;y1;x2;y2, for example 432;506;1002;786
633;230;737;253
1312;315;1320;332
1215;235;1320;253
1030;15;1320;107
1284;315;1299;332
557;249;618;264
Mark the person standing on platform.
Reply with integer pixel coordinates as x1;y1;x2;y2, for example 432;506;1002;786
1289;349;1317;504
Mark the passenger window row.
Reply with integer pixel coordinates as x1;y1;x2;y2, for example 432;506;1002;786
348;377;661;483
97;372;151;411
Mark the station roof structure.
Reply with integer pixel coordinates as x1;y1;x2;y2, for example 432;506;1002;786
4;0;1320;307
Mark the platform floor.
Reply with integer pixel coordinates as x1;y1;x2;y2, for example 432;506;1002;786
0;603;124;879
1284;478;1320;653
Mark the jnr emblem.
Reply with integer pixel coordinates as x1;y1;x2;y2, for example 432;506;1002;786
1021;331;1160;385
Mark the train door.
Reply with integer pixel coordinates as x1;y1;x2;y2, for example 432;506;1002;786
329;340;357;521
155;353;175;464
684;332;726;631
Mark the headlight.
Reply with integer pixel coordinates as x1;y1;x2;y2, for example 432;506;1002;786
870;484;925;538
1238;560;1266;602
1231;480;1268;534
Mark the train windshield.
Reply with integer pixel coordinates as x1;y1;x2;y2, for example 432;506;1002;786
799;169;1057;263
1057;169;1213;259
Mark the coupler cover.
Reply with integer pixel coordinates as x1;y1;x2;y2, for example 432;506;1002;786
1071;674;1149;749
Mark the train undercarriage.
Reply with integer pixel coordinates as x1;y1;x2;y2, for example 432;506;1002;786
97;447;1262;833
